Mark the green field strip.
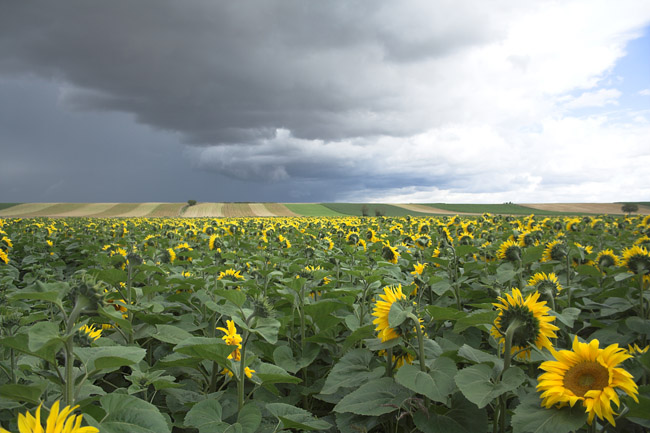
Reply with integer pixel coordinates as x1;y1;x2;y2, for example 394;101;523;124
0;203;21;211
0;203;58;216
284;203;347;216
90;203;141;217
18;203;88;217
182;203;224;217
321;203;432;217
144;203;186;217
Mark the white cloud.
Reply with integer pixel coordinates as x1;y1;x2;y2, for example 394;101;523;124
562;89;621;109
640;88;650;96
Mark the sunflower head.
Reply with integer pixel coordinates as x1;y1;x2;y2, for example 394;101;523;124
542;240;566;262
497;239;521;262
382;243;400;264
537;336;639;426
15;400;98;433
621;245;650;274
372;284;409;342
528;272;563;295
595;249;620;270
491;288;558;359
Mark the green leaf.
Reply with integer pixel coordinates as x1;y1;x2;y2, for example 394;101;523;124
388;301;411;329
0;333;58;363
455;364;525;408
266;403;332;431
0;383;48;405
395;357;457;403
453;311;497;333
272;344;319;374
250;317;281;344
550;308;581;328
342;324;375;352
215;288;247;307
255;362;302;385
75;346;146;372
27;321;62;352
426;306;466;321
626;317;650;337
88;393;171;433
320;348;384;395
511;392;587;433
522;245;545;265
575;264;601;279
185;399;230;433
9;281;67;304
412;393;488;433
333;377;411;416
174;337;235;366
457;344;501;366
152;324;194;345
236;403;262;433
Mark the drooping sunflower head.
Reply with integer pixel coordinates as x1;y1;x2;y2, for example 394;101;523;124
517;230;537;247
537;336;639;426
372;284;408;342
491;288;558;359
571;242;594;267
621;245;650;274
381;242;400;264
527;272;563;295
595;249;620;270
542;240;566;262
496;239;521;262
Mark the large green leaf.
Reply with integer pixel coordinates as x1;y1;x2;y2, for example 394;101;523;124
412;393;488;433
174;337;235;366
254;362;302;385
266;402;332;431
511;392;587;433
455;364;525;408
27;321;62;352
333;377;411;416
152;324;194;345
0;383;48;405
453;311;497;333
185;399;230;433
75;346;146;372
320;348;384;395
87;393;171;433
395;357;457;403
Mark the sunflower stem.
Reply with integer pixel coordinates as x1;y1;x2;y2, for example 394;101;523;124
386;347;394;378
238;331;250;411
409;313;427;373
638;273;645;321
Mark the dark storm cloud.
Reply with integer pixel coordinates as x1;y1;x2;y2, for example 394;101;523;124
0;0;504;146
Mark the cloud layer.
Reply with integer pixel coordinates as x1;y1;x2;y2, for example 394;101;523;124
1;1;649;202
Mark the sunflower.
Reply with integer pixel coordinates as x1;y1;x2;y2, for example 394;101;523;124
372;284;407;342
528;272;563;295
381;242;400;264
217;319;243;361
217;269;245;281
79;324;102;342
537;336;639;426
410;262;426;276
0;249;8;265
595;249;620;270
542;240;566;262
4;400;99;433
496;239;521;262
491;288;558;359
627;343;649;356
571;242;594;267
621;245;650;274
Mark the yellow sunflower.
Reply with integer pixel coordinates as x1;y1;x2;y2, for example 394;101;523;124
537;336;639;426
627;343;649;356
0;249;8;265
595;249;620;270
496;239;521;262
217;269;245;280
542;240;566;262
491;288;558;359
217;319;243;361
410;262;426;276
4;400;98;433
372;284;407;342
528;272;563;294
621;245;650;274
381;242;400;264
79;324;102;342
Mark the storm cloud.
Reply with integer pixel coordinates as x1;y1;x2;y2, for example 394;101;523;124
1;1;649;202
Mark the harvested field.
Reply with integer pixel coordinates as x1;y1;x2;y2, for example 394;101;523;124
522;203;650;215
222;203;253;217
182;203;224;217
145;203;186;217
248;203;276;217
12;203;87;217
54;203;118;217
0;203;58;216
395;204;479;215
90;203;141;217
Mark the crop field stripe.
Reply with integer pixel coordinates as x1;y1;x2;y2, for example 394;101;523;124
222;203;254;217
0;203;21;211
283;203;346;216
0;203;54;216
522;203;650;215
55;203;120;217
113;203;165;217
182;203;224;217
16;203;88;217
321;203;433;217
265;203;299;216
90;203;141;217
144;203;186;217
249;203;277;217
394;204;476;215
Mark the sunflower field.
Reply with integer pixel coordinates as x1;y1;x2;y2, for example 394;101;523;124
0;213;649;433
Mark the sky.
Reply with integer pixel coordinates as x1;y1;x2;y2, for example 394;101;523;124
1;1;649;204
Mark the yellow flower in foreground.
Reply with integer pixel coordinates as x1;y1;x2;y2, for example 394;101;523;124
372;284;406;342
491;288;558;359
9;400;98;433
217;319;243;360
410;262;426;276
79;324;102;341
537;336;639;426
621;245;650;274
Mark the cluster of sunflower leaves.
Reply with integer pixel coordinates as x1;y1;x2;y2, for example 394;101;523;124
0;213;649;433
